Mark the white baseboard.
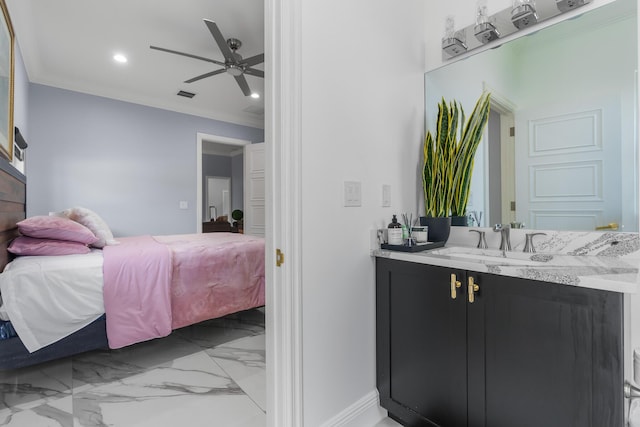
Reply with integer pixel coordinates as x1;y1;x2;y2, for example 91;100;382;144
320;389;388;427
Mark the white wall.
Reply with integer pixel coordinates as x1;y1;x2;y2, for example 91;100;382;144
298;0;426;425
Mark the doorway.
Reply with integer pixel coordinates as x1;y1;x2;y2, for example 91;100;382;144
196;133;250;232
486;99;516;227
481;85;517;228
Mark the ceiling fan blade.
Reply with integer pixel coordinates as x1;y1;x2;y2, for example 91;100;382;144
184;68;227;83
242;53;264;67
234;75;252;96
244;68;264;78
150;45;225;67
203;20;236;63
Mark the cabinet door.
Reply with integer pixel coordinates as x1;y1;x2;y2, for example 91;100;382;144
467;272;623;427
377;258;467;426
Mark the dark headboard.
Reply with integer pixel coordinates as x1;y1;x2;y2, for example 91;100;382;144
0;159;25;272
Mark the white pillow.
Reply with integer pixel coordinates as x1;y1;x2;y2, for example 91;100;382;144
55;207;118;248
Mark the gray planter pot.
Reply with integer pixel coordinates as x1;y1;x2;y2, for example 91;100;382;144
419;216;452;243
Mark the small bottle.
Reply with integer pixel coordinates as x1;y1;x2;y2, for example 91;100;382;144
388;215;404;245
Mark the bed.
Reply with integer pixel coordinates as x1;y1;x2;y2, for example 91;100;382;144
0;160;265;370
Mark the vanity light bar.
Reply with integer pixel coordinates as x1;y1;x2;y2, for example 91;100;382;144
442;35;468;56
442;0;592;60
511;3;539;29
474;22;500;44
556;0;589;13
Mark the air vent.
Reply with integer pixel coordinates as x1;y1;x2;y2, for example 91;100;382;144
177;90;195;98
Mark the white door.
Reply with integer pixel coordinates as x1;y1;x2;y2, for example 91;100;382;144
515;96;622;230
244;142;265;237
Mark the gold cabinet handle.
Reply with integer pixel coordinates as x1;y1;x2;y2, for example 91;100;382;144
468;276;479;303
450;273;462;299
596;222;618;230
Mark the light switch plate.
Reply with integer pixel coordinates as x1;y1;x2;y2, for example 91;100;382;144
382;184;391;207
344;181;362;207
179;201;188;209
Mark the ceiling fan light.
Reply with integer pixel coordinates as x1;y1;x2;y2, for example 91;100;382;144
250;93;260;99
113;54;128;63
226;64;243;76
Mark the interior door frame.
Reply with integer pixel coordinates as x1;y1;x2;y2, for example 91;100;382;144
265;0;304;425
196;133;250;232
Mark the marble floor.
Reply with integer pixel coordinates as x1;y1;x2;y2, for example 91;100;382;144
0;308;266;427
0;308;404;427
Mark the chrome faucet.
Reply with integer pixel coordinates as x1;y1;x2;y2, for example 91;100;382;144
469;229;488;249
523;232;546;253
493;224;511;252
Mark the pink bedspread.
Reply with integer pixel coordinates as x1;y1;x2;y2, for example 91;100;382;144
102;236;173;349
102;233;265;349
154;233;265;330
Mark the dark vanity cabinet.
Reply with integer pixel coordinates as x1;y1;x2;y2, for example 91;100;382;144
376;257;624;427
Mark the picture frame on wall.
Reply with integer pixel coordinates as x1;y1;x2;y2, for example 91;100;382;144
0;0;13;161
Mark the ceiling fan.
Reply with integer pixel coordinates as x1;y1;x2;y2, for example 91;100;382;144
150;19;264;97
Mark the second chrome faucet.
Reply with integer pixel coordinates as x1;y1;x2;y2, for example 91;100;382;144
493;224;511;252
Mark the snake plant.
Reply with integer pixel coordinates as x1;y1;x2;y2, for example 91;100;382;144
423;92;491;218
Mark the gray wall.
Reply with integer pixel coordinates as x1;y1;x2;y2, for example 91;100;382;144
202;154;232;177
26;83;264;237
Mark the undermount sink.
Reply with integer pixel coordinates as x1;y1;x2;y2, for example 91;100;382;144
443;252;543;266
428;247;548;266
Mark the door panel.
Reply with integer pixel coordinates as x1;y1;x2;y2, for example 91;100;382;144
244;142;265;237
515;97;622;230
468;273;623;427
377;259;467;426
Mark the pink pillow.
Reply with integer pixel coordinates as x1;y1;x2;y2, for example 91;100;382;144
8;236;91;256
17;216;98;245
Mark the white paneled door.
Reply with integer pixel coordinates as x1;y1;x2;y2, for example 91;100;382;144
244;142;266;237
515;96;623;231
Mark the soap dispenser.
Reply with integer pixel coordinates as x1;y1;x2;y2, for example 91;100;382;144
388;215;404;245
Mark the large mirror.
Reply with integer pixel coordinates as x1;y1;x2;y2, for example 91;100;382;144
425;0;638;232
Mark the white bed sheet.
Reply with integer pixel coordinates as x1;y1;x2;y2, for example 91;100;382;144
0;250;105;352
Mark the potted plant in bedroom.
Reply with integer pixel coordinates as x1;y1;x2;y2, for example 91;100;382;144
421;92;491;242
231;209;244;233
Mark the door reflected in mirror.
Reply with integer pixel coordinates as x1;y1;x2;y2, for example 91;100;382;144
425;0;637;232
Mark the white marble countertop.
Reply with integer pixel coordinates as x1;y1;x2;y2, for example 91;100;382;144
373;228;640;294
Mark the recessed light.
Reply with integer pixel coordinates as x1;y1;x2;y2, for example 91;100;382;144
250;92;260;99
113;54;128;63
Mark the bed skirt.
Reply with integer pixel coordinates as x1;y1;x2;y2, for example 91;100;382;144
0;316;108;370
